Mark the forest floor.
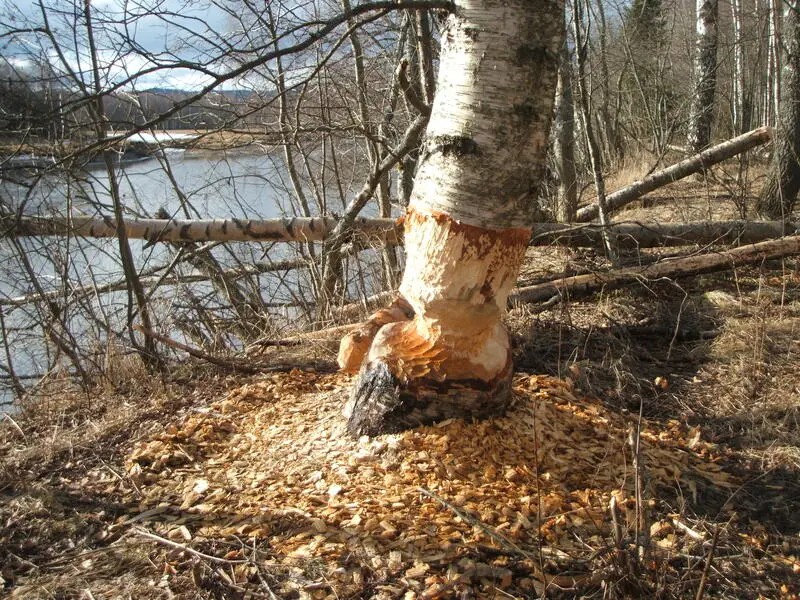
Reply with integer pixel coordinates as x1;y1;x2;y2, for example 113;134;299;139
2;170;800;599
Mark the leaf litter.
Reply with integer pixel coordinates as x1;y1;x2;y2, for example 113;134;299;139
65;368;790;598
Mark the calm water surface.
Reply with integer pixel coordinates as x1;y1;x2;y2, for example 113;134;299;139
0;150;324;408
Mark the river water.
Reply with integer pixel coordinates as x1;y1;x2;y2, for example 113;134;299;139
0;148;376;408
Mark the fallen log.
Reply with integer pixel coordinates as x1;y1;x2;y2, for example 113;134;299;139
530;220;798;249
514;233;800;304
575;126;773;222
2;214;402;244
9;211;796;253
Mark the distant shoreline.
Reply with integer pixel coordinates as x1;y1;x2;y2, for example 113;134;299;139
0;128;281;160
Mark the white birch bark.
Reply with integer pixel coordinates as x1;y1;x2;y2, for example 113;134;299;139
343;0;563;436
772;0;782;124
687;0;719;153
732;0;748;133
3;214;401;243
576;126;773;222
766;0;781;126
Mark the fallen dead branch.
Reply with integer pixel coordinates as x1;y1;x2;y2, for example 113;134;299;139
576;127;773;222
530;220;797;249
514;233;800;304
131;527;250;564
133;326;309;373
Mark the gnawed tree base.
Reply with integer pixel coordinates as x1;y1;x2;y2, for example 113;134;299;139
341;209;529;437
344;360;513;437
335;0;561;437
337;296;414;373
334;260;529;436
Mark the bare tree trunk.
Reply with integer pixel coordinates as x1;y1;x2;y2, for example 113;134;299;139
3;214;402;243
343;0;563;437
266;6;325;312
375;19;411;290
552;42;577;222
769;0;782;125
756;2;800;219
398;13;428;207
591;0;623;165
576;127;773;222
732;0;749;134
414;10;436;106
83;0;160;370
571;0;614;259
687;0;719;154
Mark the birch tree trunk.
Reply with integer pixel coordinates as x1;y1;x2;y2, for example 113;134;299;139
552;42;578;222
686;0;719;154
572;0;615;259
756;2;800;219
576;126;772;222
342;0;562;437
765;0;781;127
731;0;749;134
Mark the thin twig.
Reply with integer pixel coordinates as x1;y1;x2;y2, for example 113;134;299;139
133;325;300;374
416;487;533;559
672;518;708;542
609;495;623;549
132;527;250;564
531;393;549;599
694;525;720;600
2;412;27;441
628;407;650;561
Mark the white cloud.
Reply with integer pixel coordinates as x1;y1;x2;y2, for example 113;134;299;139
4;0;240;90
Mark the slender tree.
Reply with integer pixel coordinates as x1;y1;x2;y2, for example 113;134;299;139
765;0;782;127
621;0;671;152
342;0;563;436
552;42;577;222
731;0;749;134
687;0;719;153
572;0;615;258
756;1;800;219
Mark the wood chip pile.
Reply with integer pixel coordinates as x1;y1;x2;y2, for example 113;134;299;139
109;369;755;598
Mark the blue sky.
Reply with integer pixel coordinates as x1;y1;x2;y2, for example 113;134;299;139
1;0;243;89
